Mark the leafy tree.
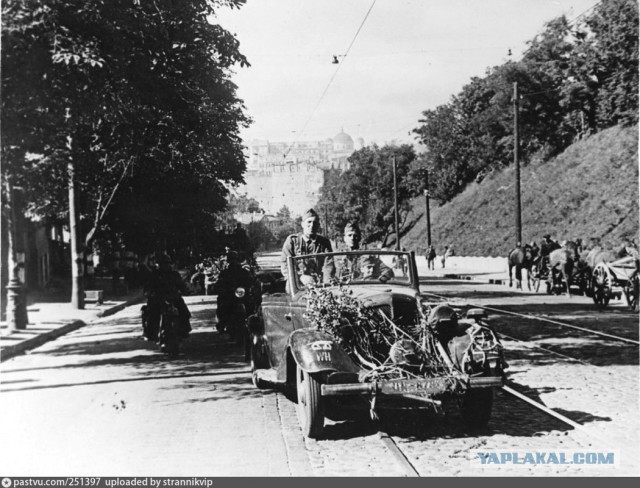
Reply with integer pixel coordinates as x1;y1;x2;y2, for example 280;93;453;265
2;0;251;303
317;145;416;247
276;205;291;220
578;0;639;128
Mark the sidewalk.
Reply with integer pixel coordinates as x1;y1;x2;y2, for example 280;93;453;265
415;255;510;284
0;285;144;363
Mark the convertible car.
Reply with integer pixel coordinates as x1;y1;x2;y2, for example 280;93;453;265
248;250;505;438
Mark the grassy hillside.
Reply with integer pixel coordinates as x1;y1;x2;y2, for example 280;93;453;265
400;125;639;257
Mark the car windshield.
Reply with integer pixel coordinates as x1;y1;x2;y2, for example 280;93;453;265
291;250;413;290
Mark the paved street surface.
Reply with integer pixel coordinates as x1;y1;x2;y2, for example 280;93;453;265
0;275;638;476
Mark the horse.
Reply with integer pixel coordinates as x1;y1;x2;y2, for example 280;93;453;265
584;243;637;269
548;240;580;296
508;244;536;290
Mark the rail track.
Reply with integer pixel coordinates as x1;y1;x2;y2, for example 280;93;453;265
374;380;621;476
377;288;634;475
421;290;639;346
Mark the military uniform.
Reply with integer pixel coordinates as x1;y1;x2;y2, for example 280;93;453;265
281;232;334;284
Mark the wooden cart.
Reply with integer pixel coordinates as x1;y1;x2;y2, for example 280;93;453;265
591;256;639;311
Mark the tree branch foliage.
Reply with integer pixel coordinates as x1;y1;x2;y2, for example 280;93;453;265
1;0;251;254
413;0;638;203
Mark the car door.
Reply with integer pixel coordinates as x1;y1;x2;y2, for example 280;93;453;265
288;290;310;331
260;291;294;369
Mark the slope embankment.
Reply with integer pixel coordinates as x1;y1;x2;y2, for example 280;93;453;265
401;124;639;257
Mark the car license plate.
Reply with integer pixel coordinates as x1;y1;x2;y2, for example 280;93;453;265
380;378;450;395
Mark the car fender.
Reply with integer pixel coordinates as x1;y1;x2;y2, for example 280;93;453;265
287;329;359;375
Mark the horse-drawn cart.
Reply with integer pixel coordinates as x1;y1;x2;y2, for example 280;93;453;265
591;256;639;311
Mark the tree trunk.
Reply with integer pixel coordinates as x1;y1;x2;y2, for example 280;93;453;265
68;157;85;309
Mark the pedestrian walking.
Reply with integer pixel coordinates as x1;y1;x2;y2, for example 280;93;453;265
441;245;449;268
426;245;436;270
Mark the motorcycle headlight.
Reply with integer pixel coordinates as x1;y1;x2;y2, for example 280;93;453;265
235;287;246;298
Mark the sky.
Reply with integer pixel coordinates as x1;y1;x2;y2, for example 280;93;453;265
214;0;601;146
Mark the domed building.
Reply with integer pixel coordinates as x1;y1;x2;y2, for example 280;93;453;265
241;130;365;215
332;129;354;152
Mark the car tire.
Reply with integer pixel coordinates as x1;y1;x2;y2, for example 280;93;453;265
458;388;493;429
295;365;324;439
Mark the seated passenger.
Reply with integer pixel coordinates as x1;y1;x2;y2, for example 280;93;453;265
359;255;395;283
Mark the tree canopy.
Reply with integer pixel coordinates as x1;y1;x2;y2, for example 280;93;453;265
1;0;251;255
413;0;638;203
317;144;417;247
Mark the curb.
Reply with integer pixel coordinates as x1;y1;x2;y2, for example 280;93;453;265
443;273;505;285
0;319;87;363
0;295;145;363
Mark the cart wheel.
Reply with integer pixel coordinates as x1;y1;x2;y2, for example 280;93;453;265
458;388;493;429
624;276;639;312
592;264;611;308
296;365;324;438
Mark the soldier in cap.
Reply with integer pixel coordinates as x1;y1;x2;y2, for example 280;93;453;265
281;208;334;288
359;254;394;282
337;222;393;282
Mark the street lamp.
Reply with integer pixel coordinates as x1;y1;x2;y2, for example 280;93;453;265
4;178;29;330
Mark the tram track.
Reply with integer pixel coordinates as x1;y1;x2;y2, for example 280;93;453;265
421;290;639;346
373;377;625;477
375;287;633;475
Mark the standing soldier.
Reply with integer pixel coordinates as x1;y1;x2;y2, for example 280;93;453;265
281;209;333;289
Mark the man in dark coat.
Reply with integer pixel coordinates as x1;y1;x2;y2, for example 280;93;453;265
216;251;256;332
143;254;191;341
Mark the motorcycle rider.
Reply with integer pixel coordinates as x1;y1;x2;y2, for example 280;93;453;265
216;250;257;334
142;253;192;342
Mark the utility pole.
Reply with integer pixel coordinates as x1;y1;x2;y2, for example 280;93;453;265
4;177;29;330
513;82;522;245
424;170;431;247
323;205;329;237
392;156;400;250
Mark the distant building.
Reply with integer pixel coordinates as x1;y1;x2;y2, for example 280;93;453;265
239;129;362;216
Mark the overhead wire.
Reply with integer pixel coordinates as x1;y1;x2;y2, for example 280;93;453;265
282;0;377;161
271;1;602;157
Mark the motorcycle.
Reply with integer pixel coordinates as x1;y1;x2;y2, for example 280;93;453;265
142;297;187;356
217;285;262;360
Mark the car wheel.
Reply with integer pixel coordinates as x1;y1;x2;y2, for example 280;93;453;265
295;365;324;438
458;388;493;429
592;265;611;309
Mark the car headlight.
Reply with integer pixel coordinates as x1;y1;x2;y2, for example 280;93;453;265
235;287;246;298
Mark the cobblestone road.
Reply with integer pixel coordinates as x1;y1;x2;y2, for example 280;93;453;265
1;277;638;476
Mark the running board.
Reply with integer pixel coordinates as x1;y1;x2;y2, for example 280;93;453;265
253;368;284;386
